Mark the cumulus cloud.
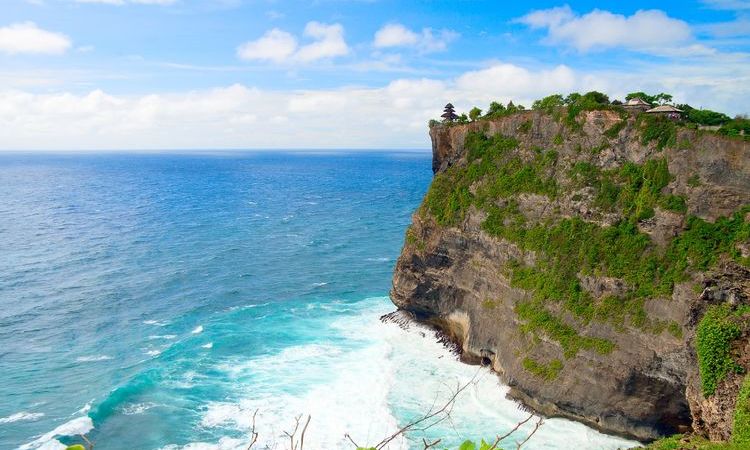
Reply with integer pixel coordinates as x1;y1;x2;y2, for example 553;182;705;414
702;0;750;10
0;22;72;55
237;29;297;62
374;23;458;53
237;22;348;63
516;6;704;55
2;59;748;151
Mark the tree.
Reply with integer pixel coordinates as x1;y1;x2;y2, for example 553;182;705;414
653;93;673;105
532;94;564;112
469;107;482;121
625;92;674;105
564;92;581;105
485;101;506;118
686;108;731;126
581;91;610;105
625;91;654;103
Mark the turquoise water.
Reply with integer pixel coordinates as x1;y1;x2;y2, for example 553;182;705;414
0;152;638;450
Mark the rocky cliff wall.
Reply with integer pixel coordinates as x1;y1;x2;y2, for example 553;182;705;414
392;110;750;442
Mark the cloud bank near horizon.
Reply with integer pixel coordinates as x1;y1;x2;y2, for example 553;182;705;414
2;59;747;151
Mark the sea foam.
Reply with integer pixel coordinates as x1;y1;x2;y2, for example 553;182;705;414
0;412;44;424
18;416;93;450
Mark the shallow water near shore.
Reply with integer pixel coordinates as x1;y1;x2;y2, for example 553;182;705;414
0;152;639;449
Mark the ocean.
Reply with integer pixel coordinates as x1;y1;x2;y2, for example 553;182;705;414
0;152;639;450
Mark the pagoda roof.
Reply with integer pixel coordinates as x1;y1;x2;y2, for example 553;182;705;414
624;97;651;106
645;105;684;113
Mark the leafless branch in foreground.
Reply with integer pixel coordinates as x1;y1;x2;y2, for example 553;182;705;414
515;417;543;449
369;370;481;450
283;414;312;450
488;413;534;449
79;434;94;450
247;409;259;450
345;433;361;448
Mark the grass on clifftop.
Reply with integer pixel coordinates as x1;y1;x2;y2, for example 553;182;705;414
422;130;750;369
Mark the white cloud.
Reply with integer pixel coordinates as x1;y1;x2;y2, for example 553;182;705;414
702;0;750;10
237;29;297;63
374;23;458;53
237;22;349;63
516;6;698;54
702;16;750;37
0;22;72;55
295;22;349;62
2;58;748;150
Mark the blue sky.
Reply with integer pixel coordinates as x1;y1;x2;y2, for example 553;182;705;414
1;0;749;149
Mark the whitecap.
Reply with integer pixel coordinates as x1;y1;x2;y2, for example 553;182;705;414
148;335;177;340
18;415;93;450
121;402;159;415
159;436;247;450
312;282;328;287
75;402;92;416
191;325;204;334
145;350;161;357
75;355;113;362
201;343;213;349
143;319;168;327
0;411;44;424
243;302;270;309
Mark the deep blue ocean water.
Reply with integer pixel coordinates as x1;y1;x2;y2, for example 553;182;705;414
0;152;638;450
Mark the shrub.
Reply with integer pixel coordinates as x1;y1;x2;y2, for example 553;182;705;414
660;194;688;213
733;375;750;445
523;357;564;380
696;304;744;396
639;114;677;150
604;119;627;138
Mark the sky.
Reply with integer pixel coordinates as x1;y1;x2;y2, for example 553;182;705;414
1;0;749;150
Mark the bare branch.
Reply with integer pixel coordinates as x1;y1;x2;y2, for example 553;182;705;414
282;414;311;450
373;370;480;449
515;417;543;449
422;437;441;449
300;415;311;450
493;413;534;447
79;434;94;450
247;409;259;450
344;433;360;448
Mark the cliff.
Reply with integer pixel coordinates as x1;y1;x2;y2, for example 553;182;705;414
391;109;750;442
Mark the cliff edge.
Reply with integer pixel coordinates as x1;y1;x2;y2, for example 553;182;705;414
391;109;750;442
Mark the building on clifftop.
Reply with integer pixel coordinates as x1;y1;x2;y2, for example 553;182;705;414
441;103;458;123
622;97;652;112
645;104;684;120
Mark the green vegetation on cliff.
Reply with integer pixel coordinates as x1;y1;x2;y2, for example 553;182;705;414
697;305;750;396
422;128;749;379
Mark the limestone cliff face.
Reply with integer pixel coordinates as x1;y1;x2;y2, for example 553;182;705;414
392;110;750;441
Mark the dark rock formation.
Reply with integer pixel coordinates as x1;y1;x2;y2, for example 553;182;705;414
391;110;750;441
